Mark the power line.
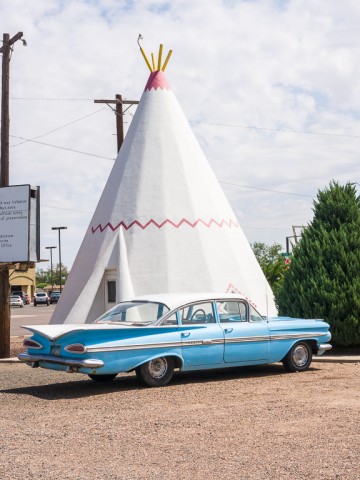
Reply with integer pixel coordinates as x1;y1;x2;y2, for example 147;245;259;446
9;134;114;160
189;120;360;139
10;97;94;101
10;108;107;148
42;204;93;214
220;181;313;197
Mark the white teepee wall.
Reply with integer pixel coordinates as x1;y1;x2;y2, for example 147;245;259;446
50;64;277;324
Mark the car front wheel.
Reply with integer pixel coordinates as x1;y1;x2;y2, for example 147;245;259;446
283;341;312;372
136;357;174;387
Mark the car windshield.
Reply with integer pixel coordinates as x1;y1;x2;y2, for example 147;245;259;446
94;301;170;325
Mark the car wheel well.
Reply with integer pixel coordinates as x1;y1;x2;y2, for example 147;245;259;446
307;339;318;353
281;340;316;361
136;355;182;370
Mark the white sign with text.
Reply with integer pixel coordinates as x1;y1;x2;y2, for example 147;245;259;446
0;185;30;262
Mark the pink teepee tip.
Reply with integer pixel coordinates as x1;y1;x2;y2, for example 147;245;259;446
144;71;171;91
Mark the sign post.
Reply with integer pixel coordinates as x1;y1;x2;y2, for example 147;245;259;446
0;185;40;358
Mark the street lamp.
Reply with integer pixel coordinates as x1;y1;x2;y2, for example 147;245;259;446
51;227;67;292
45;246;57;293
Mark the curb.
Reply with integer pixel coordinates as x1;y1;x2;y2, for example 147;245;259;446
313;356;360;363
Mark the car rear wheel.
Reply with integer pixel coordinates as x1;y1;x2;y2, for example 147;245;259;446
283;341;312;372
88;374;117;382
136;357;174;387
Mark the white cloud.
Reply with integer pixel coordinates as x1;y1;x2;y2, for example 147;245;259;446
1;0;359;267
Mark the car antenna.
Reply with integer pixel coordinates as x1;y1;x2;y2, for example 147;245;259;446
265;283;269;322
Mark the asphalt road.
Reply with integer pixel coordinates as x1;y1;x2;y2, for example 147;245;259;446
10;304;55;336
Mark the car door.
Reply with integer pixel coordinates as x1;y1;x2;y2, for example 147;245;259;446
217;300;270;363
179;301;224;366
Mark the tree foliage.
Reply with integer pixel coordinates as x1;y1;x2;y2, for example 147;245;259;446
251;242;287;298
277;181;360;346
36;263;69;288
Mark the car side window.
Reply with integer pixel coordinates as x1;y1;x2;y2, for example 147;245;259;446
180;302;215;324
249;305;264;322
161;312;178;326
218;301;247;323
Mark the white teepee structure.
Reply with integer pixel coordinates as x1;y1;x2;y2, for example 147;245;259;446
50;44;277;324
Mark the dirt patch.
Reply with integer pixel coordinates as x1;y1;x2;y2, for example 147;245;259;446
0;350;359;480
9;337;27;357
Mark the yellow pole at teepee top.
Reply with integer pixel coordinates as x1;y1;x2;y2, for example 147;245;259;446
161;50;173;71
140;47;153;72
138;36;173;72
157;44;163;71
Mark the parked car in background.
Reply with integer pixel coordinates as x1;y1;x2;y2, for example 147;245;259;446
12;291;29;305
33;292;50;307
18;292;332;387
49;291;61;304
10;295;24;308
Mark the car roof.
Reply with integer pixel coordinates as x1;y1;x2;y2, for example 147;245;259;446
130;292;249;311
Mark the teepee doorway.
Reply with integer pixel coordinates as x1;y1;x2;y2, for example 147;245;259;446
105;269;117;311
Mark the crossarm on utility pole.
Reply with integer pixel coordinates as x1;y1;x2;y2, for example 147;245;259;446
94;96;139;153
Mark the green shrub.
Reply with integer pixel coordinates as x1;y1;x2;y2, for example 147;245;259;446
277;181;360;346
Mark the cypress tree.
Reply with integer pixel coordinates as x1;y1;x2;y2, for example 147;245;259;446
277;181;360;346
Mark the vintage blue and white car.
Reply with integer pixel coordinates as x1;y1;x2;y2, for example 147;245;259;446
18;293;332;387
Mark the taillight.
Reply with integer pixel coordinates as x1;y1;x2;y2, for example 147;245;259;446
23;339;43;349
64;343;87;354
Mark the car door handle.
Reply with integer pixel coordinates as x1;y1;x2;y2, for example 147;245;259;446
181;332;190;338
224;328;233;334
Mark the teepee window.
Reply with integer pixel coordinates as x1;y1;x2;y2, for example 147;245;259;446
107;281;116;303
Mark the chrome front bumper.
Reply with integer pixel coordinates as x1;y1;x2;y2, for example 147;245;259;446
317;343;332;356
18;353;104;369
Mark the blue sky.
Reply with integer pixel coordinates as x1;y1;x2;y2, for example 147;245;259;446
1;0;360;267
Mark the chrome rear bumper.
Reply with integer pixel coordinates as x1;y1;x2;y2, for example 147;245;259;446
18;353;104;369
317;343;332;356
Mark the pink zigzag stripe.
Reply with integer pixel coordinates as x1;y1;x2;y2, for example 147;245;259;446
91;217;239;234
225;282;258;309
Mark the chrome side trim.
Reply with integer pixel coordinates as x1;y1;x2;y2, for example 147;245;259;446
270;332;328;341
87;341;182;352
18;353;104;369
225;335;269;344
87;338;225;352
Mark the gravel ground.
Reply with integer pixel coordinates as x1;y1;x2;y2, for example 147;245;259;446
0;340;359;480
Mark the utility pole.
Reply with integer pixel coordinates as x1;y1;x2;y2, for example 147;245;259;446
45;246;57;293
51;227;67;292
0;32;25;358
94;95;139;153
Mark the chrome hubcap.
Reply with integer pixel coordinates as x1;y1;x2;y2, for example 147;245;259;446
292;344;309;367
148;358;168;379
